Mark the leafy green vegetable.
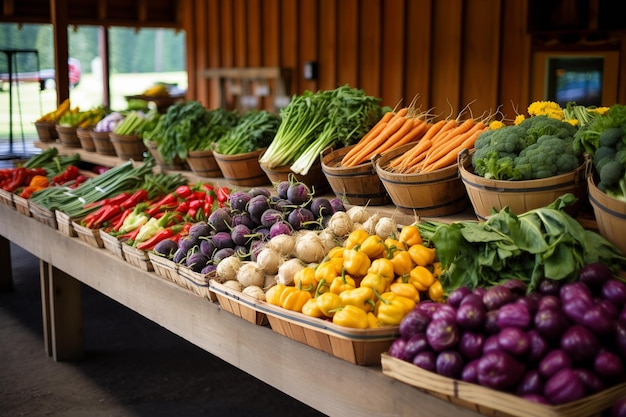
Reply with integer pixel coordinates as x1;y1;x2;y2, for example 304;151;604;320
418;194;626;294
214;110;281;155
260;85;385;175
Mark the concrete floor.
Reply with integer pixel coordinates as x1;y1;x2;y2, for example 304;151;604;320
0;242;327;417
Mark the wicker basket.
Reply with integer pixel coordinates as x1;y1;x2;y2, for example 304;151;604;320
213;148;269;187
110;133;147;161
177;267;217;301
72;221;104;248
321;145;390;206
34;121;58;142
375;142;468;216
145;140;186;170
186;149;223;178
30;203;57;228
381;353;626;417
588;176;626;255
13;195;31;217
260;159;329;192
458;149;588;220
100;231;126;260
55;125;81;148
121;244;153;271
148;252;181;284
76;128;95;152
210;280;269;326
90;131;117;156
0;188;14;208
55;211;77;237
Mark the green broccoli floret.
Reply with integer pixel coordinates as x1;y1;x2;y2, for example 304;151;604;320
600;159;625;187
472;126;528;179
519;115;577;144
599;127;624;148
514;135;581;180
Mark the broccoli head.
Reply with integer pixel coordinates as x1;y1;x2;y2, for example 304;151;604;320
519;115;577;144
472;125;528;180
514;135;582;180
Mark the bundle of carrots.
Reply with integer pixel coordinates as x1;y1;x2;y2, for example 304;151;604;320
340;107;431;167
385;117;488;173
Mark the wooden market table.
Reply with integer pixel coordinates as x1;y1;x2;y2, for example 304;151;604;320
0;203;485;417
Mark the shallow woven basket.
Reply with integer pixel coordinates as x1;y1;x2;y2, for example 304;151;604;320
186;149;222;177
213;148;269;186
109;133;147;161
90;131;117;156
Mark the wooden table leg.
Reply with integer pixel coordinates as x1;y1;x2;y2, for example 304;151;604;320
47;264;84;361
0;235;12;291
39;260;52;356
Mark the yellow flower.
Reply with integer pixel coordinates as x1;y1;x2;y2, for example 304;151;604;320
589;107;610;115
514;114;526;125
527;101;564;120
488;120;505;130
566;118;579;126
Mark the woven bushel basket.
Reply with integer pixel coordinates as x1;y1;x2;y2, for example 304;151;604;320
34;121;58;142
213;148;269;187
110;133;147;161
55;125;81;148
186;149;223;177
588;176;626;255
90;131;117;156
76;128;95;152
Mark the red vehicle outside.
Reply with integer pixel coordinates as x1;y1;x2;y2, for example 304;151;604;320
0;57;82;91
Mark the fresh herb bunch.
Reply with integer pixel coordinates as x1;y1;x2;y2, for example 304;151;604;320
214;110;281;155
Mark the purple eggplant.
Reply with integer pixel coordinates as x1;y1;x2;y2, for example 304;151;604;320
537;295;561;311
199;238;217;258
329;197;346;213
496;301;531;330
461;359;479;383
212;247;235;264
388;338;407;360
560;325;600;363
602;278;626;308
200;264;216;274
538;349;572;378
446;286;472;308
178;235;199;254
208;207;232;233
515;369;544;396
401;333;430;362
526;329;549;363
230;224;252;247
538;278;561;296
310;197;332;218
482;334;500;354
562;294;594;325
543;368;585;405
501;278;527;296
286;181;311;206
432;304;457;322
482;285;517;311
153;238;178;258
609;398;626;417
186;252;209;273
573;368;605;394
173;248;186;264
483;310;500;334
458;331;485;360
435;350;464;378
415;301;441;319
231;211;257;229
228;190;252;211
560;282;593;304
521;394;549;404
287;207;315;230
476;351;525;390
269;221;292;239
399;308;431;340
188;221;212;239
534;307;569;340
212;231;235;249
497;327;529;357
426;318;460;352
276;180;290;199
247;195;270;223
247;187;271;198
582;304;616;335
578;262;612;289
260;208;284;228
594;349;624;380
455;301;486;331
412;350;436;372
616;322;626;357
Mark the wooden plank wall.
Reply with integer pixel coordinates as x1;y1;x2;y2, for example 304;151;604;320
183;0;530;119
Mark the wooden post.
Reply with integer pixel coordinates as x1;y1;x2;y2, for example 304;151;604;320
39;260;52;357
48;264;84;361
0;235;12;291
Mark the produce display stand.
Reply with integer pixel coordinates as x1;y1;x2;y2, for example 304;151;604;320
0;203;484;416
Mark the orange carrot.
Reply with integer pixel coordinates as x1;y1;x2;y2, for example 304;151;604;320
421;122;486;171
391;137;432;170
430;118;475;147
343;110;409;167
341;111;394;164
422;120;482;166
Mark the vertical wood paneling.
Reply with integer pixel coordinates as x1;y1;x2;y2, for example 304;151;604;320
299;0;318;91
380;0;406;108
404;0;433;111
461;0;501;118
358;0;382;98
233;0;247;66
187;0;536;119
336;0;359;87
317;0;337;91
206;0;221;108
280;0;299;90
499;0;531;119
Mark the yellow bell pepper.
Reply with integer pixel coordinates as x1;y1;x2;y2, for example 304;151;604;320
399;224;423;247
389;249;414;276
315;261;339;289
360;272;388;295
428;279;445;302
367;312;380;328
407;265;436;292
368;258;395;282
343;229;369;250
332;305;369;329
339;286;376;312
301;298;323;317
360;234;386;259
326;246;345;259
384;237;407;254
408;244;437;267
265;284;287;306
294;267;318;295
316;292;343;317
389;282;420;303
280;287;313;312
430;261;443;279
329;272;356;295
375;292;416;326
343;248;371;277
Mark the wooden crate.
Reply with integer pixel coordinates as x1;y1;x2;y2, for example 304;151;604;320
72;221;104;248
100;230;125;260
381;353;626;417
30;203;57;228
210;280;269;326
260;301;399;365
55;211;78;237
0;189;14;208
121;244;153;272
178;267;217;302
13;195;31;217
148;252;180;284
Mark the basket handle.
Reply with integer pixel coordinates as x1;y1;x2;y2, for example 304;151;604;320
457;148;471;177
370;153;382;174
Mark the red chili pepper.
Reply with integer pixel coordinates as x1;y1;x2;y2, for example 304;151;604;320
119;189;149;209
84;191;133;209
192;190;206;201
202;183;214;192
174;185;193;199
136;221;186;251
70;175;89;188
175;200;190;214
112;208;133;231
147;193;179;216
204;192;215;218
216;186;229;207
53;165;80;185
5;167;27;192
92;204;123;229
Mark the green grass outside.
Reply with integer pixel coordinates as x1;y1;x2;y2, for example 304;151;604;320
0;71;187;142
